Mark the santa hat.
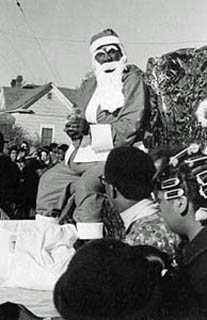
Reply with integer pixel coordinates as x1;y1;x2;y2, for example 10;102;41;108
90;28;126;58
54;239;166;320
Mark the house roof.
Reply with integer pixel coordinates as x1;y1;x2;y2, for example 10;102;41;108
0;82;76;112
1;87;33;110
58;87;79;105
4;83;52;111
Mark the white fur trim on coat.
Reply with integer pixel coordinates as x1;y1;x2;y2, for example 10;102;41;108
76;222;103;239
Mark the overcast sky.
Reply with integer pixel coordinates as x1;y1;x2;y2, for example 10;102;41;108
0;0;206;88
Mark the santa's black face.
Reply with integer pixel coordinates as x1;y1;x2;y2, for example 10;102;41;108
94;44;123;66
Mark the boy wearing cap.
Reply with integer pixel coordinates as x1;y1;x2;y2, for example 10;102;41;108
63;29;151;240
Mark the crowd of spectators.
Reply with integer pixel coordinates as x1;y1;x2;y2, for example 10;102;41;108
0;132;69;220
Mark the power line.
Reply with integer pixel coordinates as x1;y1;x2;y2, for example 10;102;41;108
0;0;36;82
0;52;17;75
14;0;63;84
0;28;37;80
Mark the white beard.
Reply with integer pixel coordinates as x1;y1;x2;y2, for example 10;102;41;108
93;57;126;113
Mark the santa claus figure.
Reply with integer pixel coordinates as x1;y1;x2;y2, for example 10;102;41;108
59;29;151;241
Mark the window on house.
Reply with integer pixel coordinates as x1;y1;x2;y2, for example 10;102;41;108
41;127;53;146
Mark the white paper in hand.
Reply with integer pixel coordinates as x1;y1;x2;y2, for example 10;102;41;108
74;125;114;163
90;124;113;151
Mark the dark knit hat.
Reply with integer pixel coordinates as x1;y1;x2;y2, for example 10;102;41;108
104;146;156;200
54;239;165;320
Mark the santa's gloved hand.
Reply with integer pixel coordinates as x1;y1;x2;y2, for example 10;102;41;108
64;118;82;140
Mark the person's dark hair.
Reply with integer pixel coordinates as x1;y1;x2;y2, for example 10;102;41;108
48;142;58;152
8;145;19;154
54;239;166;320
20;140;29;149
104;146;156;201
58;144;69;153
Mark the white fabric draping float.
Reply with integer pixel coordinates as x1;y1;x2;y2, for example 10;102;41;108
0;215;77;290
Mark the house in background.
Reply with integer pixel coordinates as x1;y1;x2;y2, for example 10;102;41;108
0;82;76;145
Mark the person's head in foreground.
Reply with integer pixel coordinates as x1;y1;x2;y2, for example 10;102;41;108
155;143;207;241
103;146;156;212
54;238;168;320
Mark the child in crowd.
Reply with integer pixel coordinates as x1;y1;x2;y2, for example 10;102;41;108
48;142;59;166
57;144;69;162
8;145;19;163
37;147;52;175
